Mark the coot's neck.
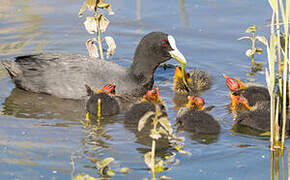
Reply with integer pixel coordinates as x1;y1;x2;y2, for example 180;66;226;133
130;52;165;87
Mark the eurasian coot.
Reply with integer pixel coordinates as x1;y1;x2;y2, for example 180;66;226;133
2;32;187;99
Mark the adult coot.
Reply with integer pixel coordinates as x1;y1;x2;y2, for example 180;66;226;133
2;32;187;99
175;96;220;134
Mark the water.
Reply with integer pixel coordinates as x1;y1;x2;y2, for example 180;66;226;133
0;0;288;179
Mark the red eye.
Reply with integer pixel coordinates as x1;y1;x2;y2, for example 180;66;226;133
161;41;167;47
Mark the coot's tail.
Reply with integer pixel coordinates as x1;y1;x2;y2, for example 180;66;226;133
1;60;22;79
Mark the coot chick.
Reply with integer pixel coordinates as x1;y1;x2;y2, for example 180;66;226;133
124;88;166;124
85;84;120;123
231;94;271;132
173;66;211;95
224;75;270;106
175;96;220;134
2;32;187;99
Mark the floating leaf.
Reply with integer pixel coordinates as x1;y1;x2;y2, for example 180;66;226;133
74;174;97;180
104;36;116;58
78;1;88;17
138;111;154;131
119;167;131;174
86;38;99;58
106;169;115;177
256;48;262;54
99;157;114;168
99;14;110;33
255;36;268;46
154;160;164;173
84;17;97;34
158;117;173;135
245;49;255;57
144;152;153;169
150;129;162;140
260;131;271;136
160;175;173;180
237;36;251;41
245;25;257;33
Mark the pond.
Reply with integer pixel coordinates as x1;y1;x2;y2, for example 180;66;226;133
0;0;288;179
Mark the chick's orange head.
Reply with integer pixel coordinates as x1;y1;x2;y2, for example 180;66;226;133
223;75;239;91
102;84;116;94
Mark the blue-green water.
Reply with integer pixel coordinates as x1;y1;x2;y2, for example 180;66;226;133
0;0;288;179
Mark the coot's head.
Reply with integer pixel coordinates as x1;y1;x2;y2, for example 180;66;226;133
186;96;205;111
142;88;162;103
132;32;187;85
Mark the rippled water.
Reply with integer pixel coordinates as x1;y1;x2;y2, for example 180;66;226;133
0;0;288;179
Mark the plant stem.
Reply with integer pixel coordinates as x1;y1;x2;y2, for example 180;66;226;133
151;116;158;180
97;99;101;125
97;18;104;60
251;31;255;71
151;139;156;180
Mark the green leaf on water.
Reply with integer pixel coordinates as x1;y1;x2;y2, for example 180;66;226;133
260;131;271;136
106;168;115;177
154;160;164;173
119;167;131;174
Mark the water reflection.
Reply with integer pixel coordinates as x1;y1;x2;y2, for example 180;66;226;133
270;150;288;180
179;0;189;27
0;0;48;56
123;119;171;156
2;88;85;121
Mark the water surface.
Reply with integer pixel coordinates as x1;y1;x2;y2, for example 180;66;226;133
0;0;288;179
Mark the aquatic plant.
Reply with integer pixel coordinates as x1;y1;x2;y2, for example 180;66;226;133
263;0;289;150
238;25;263;72
79;0;116;60
74;157;131;179
138;105;189;179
